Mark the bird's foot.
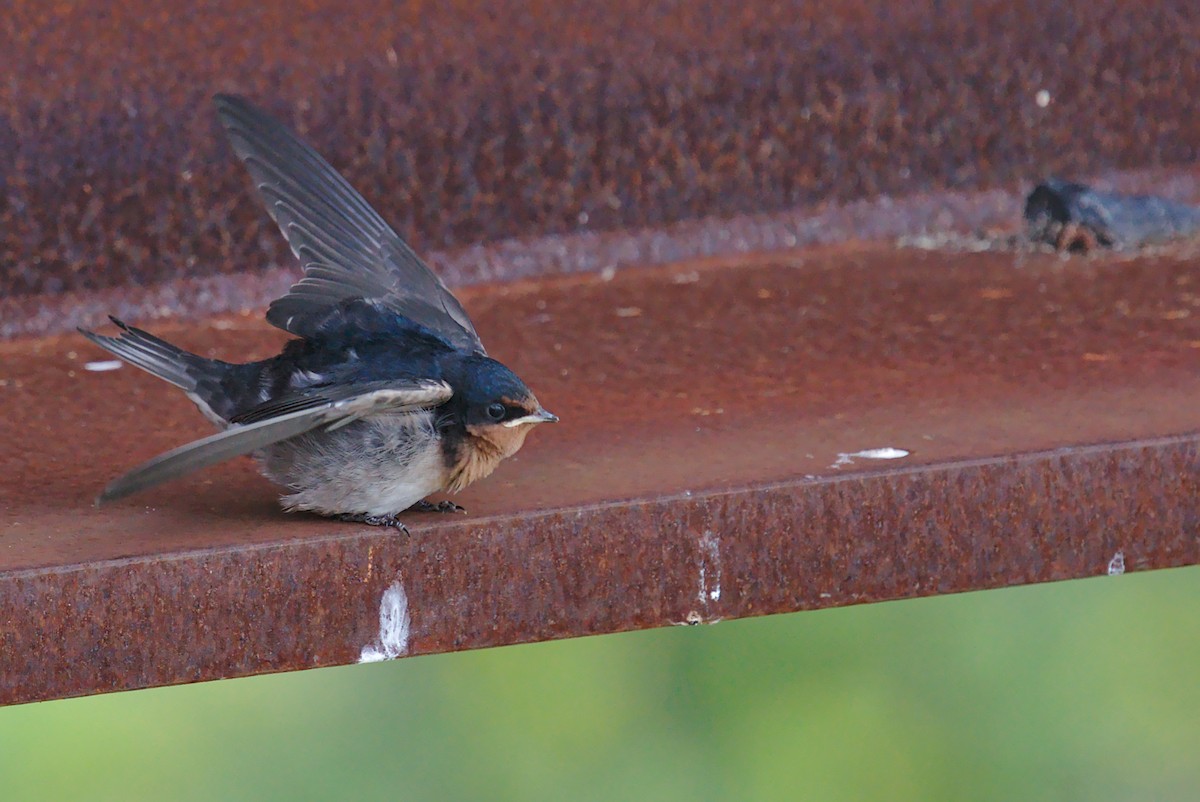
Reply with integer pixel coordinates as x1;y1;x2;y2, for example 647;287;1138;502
410;499;467;514
335;512;410;535
1054;221;1099;253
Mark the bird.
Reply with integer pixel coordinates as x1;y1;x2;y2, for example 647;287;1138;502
79;93;558;529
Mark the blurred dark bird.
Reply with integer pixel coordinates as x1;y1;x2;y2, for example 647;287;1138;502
81;94;557;528
1024;178;1200;252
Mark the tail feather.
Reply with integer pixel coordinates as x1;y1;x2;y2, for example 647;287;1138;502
78;317;252;424
79;317;207;391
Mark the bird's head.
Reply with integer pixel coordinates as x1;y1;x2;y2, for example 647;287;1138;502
455;356;557;458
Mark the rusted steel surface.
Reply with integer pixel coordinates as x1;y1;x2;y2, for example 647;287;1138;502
4;0;1200;299
3;245;1200;704
0;182;1022;339
7;168;1200;341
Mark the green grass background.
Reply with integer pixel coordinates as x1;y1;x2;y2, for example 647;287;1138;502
2;566;1197;801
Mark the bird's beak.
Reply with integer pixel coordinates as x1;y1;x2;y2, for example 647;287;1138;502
502;407;559;427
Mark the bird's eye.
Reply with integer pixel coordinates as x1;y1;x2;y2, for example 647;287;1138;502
486;402;506;421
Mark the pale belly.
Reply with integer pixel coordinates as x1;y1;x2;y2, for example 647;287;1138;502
257;412;449;517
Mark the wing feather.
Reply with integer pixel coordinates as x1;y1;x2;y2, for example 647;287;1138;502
213;93;483;352
98;380;453;504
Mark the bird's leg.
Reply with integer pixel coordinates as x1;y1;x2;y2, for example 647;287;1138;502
334;512;410;535
410;499;467;514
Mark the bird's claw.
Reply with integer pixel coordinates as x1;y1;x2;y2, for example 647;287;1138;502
335;512;410;536
410;499;467;514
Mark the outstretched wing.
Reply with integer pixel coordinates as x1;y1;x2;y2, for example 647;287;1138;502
213;93;484;353
98;380;453;504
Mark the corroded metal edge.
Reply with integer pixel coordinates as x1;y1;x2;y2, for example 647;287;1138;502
6;164;1199;341
4;434;1196;706
0;185;1017;340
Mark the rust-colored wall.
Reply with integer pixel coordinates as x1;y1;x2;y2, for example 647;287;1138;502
3;0;1199;297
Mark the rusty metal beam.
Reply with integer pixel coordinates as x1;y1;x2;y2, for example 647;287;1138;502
5;0;1200;708
4;0;1200;301
3;245;1200;705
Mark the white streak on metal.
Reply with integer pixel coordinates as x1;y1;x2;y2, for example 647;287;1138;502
831;447;911;468
698;529;722;604
359;580;411;663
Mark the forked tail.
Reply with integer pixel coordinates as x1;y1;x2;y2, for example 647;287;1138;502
78;316;247;423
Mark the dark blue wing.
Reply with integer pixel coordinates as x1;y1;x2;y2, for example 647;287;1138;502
214;94;484;353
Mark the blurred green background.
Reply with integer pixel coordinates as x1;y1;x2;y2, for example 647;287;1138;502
1;566;1196;801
